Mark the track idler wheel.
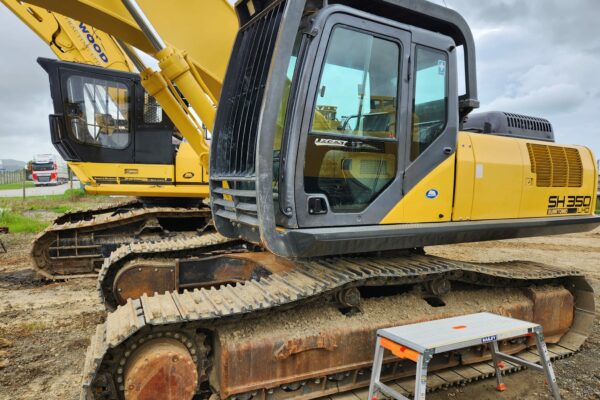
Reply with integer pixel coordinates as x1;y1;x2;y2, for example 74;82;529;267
426;278;451;297
124;339;198;400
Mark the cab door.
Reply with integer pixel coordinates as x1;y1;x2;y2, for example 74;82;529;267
402;33;458;206
293;14;411;228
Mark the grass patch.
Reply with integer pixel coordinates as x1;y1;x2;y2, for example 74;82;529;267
0;181;34;190
0;190;121;232
8;321;49;338
19;321;47;333
0;209;48;233
51;206;72;214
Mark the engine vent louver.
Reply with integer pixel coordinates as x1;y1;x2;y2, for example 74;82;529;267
527;143;583;188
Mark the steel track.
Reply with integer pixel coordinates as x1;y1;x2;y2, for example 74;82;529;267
96;232;243;309
31;201;211;279
81;252;595;400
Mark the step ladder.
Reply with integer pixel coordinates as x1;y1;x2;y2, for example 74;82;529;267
368;312;561;400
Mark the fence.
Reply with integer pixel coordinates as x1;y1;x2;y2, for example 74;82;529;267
0;170;26;185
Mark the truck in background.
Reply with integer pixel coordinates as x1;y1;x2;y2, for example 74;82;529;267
31;154;68;186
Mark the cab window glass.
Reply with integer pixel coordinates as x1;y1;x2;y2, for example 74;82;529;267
411;46;448;160
65;75;130;149
273;33;302;199
311;27;399;139
304;27;400;213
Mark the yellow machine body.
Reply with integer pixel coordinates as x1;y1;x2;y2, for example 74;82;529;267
70;142;209;198
382;132;598;224
2;0;236;200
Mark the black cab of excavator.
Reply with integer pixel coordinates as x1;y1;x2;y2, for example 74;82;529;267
211;0;479;257
38;58;177;166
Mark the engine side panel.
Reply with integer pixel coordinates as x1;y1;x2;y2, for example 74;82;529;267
454;132;597;221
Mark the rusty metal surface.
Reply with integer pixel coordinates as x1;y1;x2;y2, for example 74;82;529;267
97;233;240;310
525;287;574;342
114;261;178;305
124;339;198;400
112;252;294;307
81;255;594;400
213;291;570;397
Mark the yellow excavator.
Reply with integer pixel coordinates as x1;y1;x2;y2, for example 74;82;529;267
1;0;238;278
9;0;600;399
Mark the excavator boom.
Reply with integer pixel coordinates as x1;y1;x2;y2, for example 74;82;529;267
23;0;237;108
1;0;134;72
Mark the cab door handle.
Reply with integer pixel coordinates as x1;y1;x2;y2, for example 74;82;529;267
443;147;453;155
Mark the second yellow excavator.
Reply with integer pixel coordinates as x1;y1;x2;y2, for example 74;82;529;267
1;0;238;278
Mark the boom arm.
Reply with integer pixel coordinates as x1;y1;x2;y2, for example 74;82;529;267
21;0;237;100
1;0;134;72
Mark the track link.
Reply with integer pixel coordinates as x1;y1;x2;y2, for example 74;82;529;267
97;233;243;309
81;255;595;400
51;199;143;225
32;202;211;279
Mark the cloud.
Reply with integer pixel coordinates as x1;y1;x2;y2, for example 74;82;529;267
0;1;599;161
440;0;600;154
0;7;54;162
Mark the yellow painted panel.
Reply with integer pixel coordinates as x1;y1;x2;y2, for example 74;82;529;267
24;0;237;98
70;162;173;182
175;142;207;184
454;133;597;220
381;155;455;224
85;183;209;198
469;134;524;220
452;133;475;221
518;143;597;218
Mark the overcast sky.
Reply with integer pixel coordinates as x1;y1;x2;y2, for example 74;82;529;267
0;0;598;162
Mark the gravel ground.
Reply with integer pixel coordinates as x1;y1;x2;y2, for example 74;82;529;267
0;228;598;400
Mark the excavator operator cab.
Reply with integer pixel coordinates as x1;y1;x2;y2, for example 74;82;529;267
211;0;479;257
39;58;178;166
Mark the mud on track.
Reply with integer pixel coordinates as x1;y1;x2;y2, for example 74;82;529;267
0;229;598;400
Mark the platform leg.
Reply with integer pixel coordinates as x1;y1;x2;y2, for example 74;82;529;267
489;341;506;391
534;328;561;400
368;336;385;399
413;350;431;400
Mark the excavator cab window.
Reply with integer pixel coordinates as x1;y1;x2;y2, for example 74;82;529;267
65;75;131;150
410;46;449;161
304;26;400;213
